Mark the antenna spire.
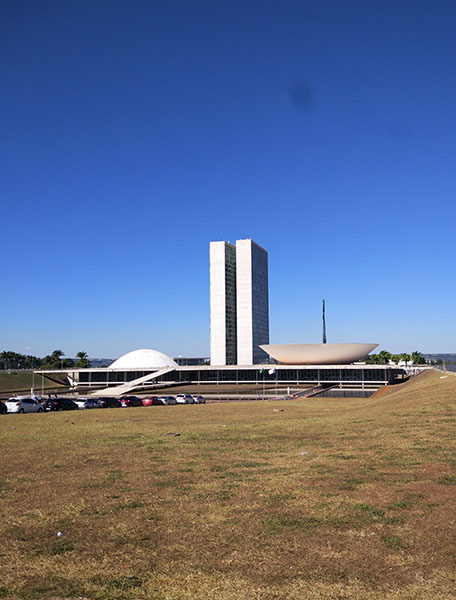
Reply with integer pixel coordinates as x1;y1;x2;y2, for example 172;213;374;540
322;299;327;344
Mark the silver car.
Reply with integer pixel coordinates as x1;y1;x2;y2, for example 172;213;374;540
75;398;100;409
6;397;44;414
192;395;206;404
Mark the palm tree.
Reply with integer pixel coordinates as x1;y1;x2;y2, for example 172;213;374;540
47;350;64;369
76;351;90;368
378;350;393;365
400;353;411;365
411;351;426;365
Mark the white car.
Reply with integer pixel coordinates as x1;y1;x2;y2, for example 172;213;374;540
75;398;100;409
175;394;192;404
6;397;44;414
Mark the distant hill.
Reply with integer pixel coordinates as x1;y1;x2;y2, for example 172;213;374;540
87;358;114;368
65;358;113;367
423;353;456;363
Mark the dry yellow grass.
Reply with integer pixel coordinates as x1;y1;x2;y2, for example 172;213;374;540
1;370;456;599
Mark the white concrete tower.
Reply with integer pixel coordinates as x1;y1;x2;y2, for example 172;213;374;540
210;241;237;365
236;239;269;365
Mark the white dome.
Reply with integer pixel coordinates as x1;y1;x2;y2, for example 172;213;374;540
109;349;177;370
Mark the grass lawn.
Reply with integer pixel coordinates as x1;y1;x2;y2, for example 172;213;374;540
1;370;456;599
0;371;64;396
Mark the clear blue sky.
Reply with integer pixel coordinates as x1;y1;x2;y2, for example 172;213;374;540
1;0;455;358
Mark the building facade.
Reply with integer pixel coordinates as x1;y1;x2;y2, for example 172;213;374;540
210;239;269;366
210;241;237;365
236;239;269;365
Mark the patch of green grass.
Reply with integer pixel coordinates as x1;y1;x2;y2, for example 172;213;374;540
115;501;144;510
80;482;104;489
310;463;334;474
233;461;269;468
106;469;125;482
50;539;75;555
108;574;143;591
330;454;356;460
215;489;233;500
0;586;11;599
388;500;410;510
381;534;408;550
263;515;322;532
154;480;178;488
355;503;385;518
436;475;456;485
268;492;297;503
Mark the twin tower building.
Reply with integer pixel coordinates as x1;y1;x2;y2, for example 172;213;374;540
210;239;269;366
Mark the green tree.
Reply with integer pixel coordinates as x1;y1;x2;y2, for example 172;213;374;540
42;349;65;369
365;353;377;364
400;353;411;365
0;351;25;369
411;351;426;365
378;350;393;365
23;355;42;369
75;351;90;368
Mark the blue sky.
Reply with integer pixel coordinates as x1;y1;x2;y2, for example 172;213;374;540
1;0;455;358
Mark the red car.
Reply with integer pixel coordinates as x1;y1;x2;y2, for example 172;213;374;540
142;396;159;406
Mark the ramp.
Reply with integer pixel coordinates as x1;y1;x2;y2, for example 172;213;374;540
290;384;340;399
89;367;176;397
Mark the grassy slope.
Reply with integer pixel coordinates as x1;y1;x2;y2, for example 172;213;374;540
1;370;456;599
0;371;64;396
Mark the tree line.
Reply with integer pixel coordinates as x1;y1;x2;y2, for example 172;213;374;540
364;350;427;365
0;350;90;370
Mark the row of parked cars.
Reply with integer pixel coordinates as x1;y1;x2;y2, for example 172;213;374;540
0;394;206;413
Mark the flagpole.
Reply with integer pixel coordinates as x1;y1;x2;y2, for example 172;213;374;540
322;299;327;344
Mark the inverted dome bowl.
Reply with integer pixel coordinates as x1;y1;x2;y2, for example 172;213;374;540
259;343;378;365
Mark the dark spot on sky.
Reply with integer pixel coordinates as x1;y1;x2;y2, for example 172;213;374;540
289;79;313;112
390;120;411;142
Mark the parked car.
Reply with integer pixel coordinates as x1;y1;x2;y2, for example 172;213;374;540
142;396;159;406
75;398;100;409
164;396;177;405
192;395;206;404
151;397;166;405
6;397;44;414
120;396;143;407
176;394;195;404
44;397;79;411
98;397;122;408
0;400;7;414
